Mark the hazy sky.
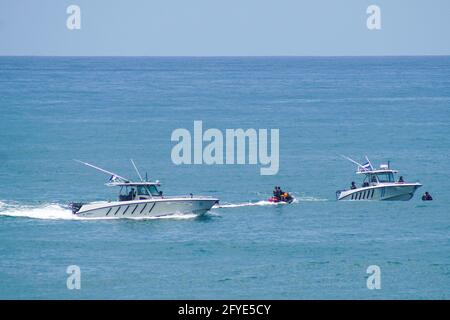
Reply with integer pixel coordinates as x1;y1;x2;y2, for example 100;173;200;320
0;0;449;56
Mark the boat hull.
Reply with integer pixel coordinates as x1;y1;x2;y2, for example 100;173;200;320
73;197;219;218
337;183;421;201
268;197;294;204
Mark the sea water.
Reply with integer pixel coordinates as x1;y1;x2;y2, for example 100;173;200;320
0;56;449;299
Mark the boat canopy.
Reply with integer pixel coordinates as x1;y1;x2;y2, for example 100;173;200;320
107;181;160;187
340;155;398;175
75;159;164;201
356;169;398;175
75;159;161;188
340;155;404;185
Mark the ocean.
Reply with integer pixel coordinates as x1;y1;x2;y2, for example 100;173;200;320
0;56;449;299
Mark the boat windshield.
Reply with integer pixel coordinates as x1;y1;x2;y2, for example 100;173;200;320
136;185;161;197
376;172;395;183
118;185;161;200
119;186;136;201
137;185;150;196
148;185;161;196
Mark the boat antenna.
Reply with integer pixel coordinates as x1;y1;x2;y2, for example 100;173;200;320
130;159;143;182
340;155;364;168
74;159;129;182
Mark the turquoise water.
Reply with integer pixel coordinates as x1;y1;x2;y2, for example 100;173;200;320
0;57;449;299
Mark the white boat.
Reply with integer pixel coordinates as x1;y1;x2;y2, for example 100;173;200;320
336;156;422;201
70;160;219;218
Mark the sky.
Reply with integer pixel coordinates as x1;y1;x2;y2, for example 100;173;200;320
0;0;449;56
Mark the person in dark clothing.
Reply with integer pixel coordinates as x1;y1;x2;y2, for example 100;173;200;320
350;181;357;189
277;187;283;200
422;192;433;201
273;186;280;199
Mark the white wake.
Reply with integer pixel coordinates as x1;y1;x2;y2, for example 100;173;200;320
213;197;301;209
212;195;330;209
296;196;328;202
0;201;199;221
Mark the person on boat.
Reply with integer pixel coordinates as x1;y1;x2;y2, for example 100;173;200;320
281;192;291;202
422;192;433;201
398;176;405;183
273;186;279;200
279;188;283;201
128;188;135;200
350;182;357;189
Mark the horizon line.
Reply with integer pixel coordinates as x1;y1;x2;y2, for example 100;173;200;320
1;54;450;58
